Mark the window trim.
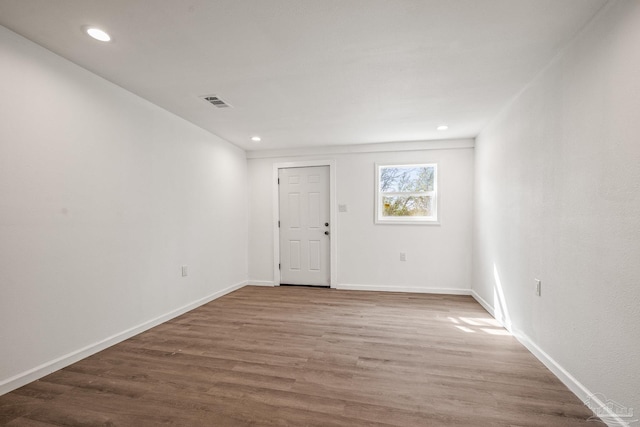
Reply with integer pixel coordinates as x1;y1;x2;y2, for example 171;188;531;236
374;162;440;225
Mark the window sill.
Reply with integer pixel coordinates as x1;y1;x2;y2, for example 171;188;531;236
375;219;440;226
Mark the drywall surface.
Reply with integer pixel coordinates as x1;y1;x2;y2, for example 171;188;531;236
473;0;640;418
0;26;248;391
248;143;474;292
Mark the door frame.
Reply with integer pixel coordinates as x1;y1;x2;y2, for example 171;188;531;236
273;160;337;288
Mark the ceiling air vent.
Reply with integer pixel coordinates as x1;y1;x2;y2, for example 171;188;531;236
201;95;232;108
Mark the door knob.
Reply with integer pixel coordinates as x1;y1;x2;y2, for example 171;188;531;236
325;222;329;226
324;231;330;235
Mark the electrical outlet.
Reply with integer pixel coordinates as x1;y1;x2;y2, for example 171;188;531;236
182;265;188;277
400;252;406;262
535;279;541;296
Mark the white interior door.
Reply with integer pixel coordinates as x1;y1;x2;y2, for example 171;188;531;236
279;166;330;286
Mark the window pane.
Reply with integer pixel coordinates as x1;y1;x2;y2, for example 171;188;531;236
380;166;434;193
382;195;433;217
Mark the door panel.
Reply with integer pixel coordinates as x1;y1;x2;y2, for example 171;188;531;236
287;193;300;228
279;166;330;286
308;193;320;227
289;241;301;270
308;240;321;271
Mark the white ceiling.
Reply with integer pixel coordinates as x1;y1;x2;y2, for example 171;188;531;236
0;0;607;151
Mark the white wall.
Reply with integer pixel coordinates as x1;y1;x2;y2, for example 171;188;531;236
0;26;248;393
248;141;474;293
472;0;640;420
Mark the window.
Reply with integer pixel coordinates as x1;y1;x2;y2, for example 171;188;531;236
375;163;438;224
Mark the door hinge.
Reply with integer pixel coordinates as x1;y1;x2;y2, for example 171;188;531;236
277;178;280;184
278;263;281;270
278;220;280;228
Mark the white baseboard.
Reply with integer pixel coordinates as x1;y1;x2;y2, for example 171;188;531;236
471;290;496;316
247;280;276;287
470;290;626;427
0;280;247;396
335;283;472;295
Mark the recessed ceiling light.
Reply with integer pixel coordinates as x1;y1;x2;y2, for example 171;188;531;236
437;125;449;131
85;27;111;42
251;136;261;142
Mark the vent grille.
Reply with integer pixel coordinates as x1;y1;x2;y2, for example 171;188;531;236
201;95;231;108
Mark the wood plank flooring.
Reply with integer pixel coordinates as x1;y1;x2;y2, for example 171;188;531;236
0;286;603;426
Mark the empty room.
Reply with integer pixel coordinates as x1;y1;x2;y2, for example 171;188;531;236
0;1;638;426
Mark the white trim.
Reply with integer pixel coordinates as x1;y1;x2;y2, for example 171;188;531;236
247;138;475;159
336;284;471;295
0;280;247;396
471;290;495;316
247;280;276;287
470;290;626;427
273;160;337;288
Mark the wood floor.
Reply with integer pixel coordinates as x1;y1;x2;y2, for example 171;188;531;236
0;286;602;426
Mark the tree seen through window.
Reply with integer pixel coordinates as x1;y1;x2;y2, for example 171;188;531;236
377;164;437;221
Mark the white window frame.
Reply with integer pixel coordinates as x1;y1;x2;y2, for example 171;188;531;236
374;162;439;225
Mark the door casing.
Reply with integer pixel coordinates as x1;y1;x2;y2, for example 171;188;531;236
273;160;337;287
